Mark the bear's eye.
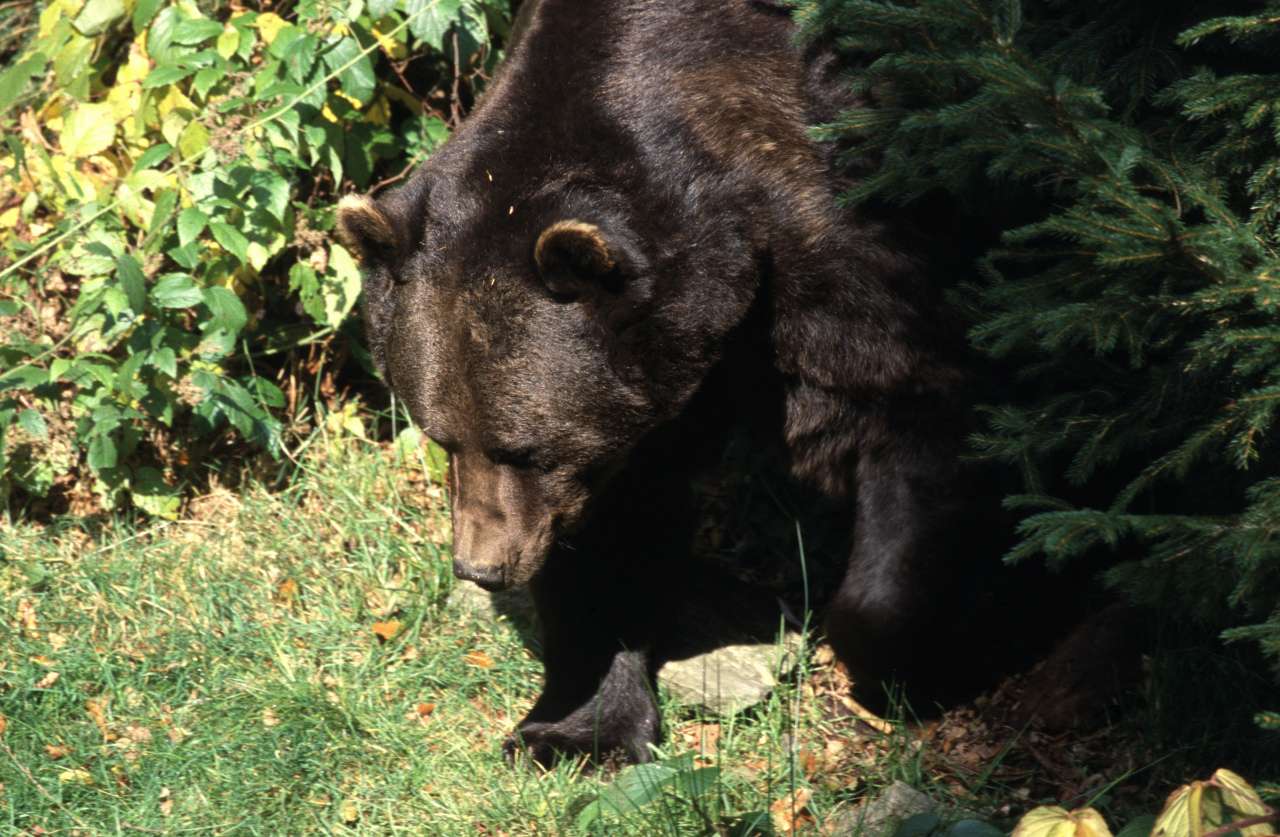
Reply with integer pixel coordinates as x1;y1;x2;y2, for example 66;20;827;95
488;447;541;470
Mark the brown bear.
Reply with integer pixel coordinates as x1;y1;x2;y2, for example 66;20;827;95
338;0;1023;766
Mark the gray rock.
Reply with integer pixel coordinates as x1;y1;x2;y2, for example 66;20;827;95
449;567;804;716
657;631;803;714
827;782;939;837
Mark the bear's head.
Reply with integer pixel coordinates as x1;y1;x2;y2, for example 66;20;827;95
337;145;757;590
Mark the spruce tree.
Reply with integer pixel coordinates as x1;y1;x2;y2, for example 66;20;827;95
790;0;1280;735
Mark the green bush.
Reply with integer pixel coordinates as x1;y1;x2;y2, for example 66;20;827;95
0;0;507;516
791;0;1280;714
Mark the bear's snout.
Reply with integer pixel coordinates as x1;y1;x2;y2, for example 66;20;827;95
451;556;506;591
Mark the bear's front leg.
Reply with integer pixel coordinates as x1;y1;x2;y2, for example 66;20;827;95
502;470;689;768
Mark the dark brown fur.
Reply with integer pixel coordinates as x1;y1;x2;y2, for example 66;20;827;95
339;0;1024;766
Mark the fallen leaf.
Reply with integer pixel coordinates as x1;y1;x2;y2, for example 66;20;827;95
371;620;402;642
263;707;281;727
0;713;6;737
34;671;60;689
17;598;38;637
340;798;360;824
86;700;108;732
159;786;173;817
275;578;298;603
167;727;191;743
770;787;813;834
59;768;94;785
126;726;152;743
464;651;494;668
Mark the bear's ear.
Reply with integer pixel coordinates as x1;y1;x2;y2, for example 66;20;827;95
534;220;617;299
336;195;399;264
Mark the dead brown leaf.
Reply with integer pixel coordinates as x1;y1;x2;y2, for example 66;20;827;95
464;651;494;668
85;700;107;733
371;620;402;642
771;787;814;834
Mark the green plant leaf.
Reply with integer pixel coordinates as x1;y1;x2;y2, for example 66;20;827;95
87;432;119;472
0;55;48;115
152;275;203;309
177;207;208;247
143;64;198;89
172;17;224;45
72;0;126;36
61;104;118;158
132;0;164;31
209;221;249;265
1117;815;1157;837
18;409;47;438
131;466;181;519
202;286;247;335
133;142;173;171
115;254;148;314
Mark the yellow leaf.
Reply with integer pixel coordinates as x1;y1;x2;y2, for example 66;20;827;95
216;24;240;60
60;768;94;785
1015;807;1114;837
463;651;494;668
1154;772;1272;837
255;12;286;44
178;119;210;160
340;798;360;824
0;207;19;229
373;17;408;60
382;85;423;116
364;96;391;126
61;103;118;158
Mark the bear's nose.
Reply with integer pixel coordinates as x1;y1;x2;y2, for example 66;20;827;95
452;557;505;591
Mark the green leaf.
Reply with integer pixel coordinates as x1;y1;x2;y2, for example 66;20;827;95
952;821;1007;837
323;35;376;105
143;64;198;89
131;466;181;519
209;221;249;265
177;207;208;247
87;432;119;472
150;188;179;235
152;275;204;308
73;0;126;36
0;55;48;115
132;0;164;31
202;285;247;334
18;409;47;438
249;170;290;222
61;104;118;158
1116;815;1157;837
133;142;173;171
405;0;463;51
115;254;148;314
172;17;224;44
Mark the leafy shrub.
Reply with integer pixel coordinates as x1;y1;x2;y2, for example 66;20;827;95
0;0;506;516
791;0;1280;726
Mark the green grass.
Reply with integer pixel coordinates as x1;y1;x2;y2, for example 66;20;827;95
3;421;1271;835
0;426;881;835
